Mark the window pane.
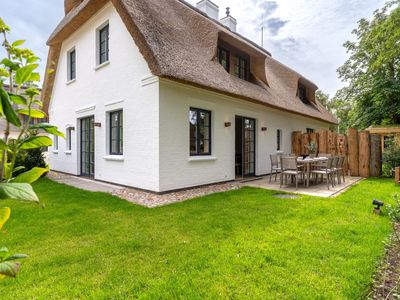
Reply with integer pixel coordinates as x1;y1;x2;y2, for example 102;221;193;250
189;108;211;155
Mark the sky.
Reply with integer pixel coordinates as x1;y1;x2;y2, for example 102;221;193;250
1;0;386;96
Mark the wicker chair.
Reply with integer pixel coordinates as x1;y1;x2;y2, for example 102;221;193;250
311;157;335;190
280;157;305;190
269;154;281;182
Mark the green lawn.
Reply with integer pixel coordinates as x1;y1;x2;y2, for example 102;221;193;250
0;178;398;299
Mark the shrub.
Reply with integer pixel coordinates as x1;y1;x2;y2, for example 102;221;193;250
382;141;400;177
14;148;47;177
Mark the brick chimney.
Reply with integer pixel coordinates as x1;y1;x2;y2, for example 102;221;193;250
65;0;82;15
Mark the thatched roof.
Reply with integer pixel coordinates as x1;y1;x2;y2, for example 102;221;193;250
43;0;338;124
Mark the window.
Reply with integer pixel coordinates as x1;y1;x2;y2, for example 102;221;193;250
234;56;248;80
189;108;211;156
109;110;123;155
53;135;59;151
298;83;308;103
217;47;230;72
277;129;282;151
98;24;109;65
66;127;73;151
306;128;315;134
67;48;76;81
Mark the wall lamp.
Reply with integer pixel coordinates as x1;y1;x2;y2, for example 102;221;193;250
224;122;232;127
261;127;268;132
94;122;102;128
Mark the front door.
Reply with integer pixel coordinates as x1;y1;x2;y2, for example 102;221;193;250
80;116;95;177
235;116;256;178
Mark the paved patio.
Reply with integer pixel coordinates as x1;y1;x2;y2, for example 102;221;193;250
243;175;364;197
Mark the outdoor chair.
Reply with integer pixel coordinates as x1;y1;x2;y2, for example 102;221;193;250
311;157;335;190
280;157;305;190
335;156;346;184
269;154;281;182
317;153;332;158
330;156;340;186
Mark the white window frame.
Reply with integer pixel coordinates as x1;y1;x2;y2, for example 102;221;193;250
53;135;59;152
96;21;110;67
67;47;76;83
66;127;73;152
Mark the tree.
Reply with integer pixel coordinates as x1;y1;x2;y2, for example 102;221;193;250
0;18;64;279
337;0;400;129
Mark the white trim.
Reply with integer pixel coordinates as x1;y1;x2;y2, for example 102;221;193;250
66;79;76;85
141;74;159;87
65;151;72;155
52;150;59;154
76;104;96;114
105;100;124;107
188;156;217;162
94;60;110;71
104;155;125;162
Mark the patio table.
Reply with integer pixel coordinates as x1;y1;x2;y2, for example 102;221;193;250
297;157;328;187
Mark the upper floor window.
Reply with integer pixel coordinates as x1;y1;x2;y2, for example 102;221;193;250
277;129;282;151
67;48;76;81
97;23;109;65
298;83;308;103
234;56;248;80
109;110;123;155
217;47;230;72
189;108;211;156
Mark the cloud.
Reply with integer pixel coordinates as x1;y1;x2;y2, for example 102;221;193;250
265;17;288;36
258;1;278;17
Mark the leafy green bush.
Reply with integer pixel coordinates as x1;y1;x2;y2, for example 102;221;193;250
14;148;47;177
382;142;400;177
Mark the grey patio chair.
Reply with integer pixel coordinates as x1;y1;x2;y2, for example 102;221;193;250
311;157;335;190
331;156;340;186
280;157;305;190
335;156;346;184
269;154;281;182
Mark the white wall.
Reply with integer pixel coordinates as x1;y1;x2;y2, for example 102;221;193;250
48;2;160;191
158;79;329;192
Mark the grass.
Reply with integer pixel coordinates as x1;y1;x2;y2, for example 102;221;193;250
0;178;398;299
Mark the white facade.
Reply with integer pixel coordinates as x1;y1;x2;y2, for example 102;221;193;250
49;2;330;193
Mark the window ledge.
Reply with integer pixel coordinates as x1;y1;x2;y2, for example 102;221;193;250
94;61;110;71
65;151;72;155
104;155;124;162
188;156;217;162
66;79;76;85
52;150;59;154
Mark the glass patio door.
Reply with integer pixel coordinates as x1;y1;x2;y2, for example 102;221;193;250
243;118;256;177
80;116;95;177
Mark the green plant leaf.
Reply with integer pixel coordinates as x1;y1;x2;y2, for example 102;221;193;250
12;166;25;174
11;167;48;184
0;87;21;127
29;72;40;82
11;40;25;47
8;93;27;105
15;64;38;85
19;136;52;150
0;261;21;278
0;139;7;150
30;123;65;138
4;254;27;261
0;207;10;231
0;58;19;71
0;183;39;202
17;109;46;119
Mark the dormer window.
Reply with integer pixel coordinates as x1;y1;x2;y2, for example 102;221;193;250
234;56;248;80
298;83;308;103
217;47;230;72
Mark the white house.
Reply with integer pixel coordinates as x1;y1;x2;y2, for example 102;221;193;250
43;0;337;193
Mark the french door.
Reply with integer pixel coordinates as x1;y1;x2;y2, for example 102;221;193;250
235;116;256;177
80;116;95;177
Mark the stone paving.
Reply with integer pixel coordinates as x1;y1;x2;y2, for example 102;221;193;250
48;171;363;208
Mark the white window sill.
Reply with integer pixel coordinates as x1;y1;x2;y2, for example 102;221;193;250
66;79;76;85
104;155;124;162
188;156;217;162
94;61;110;71
52;150;59;154
65;151;72;155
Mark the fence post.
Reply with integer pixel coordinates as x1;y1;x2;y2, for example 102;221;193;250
370;134;382;177
358;131;371;177
348;128;359;176
337;134;348;175
309;132;319;155
292;131;302;156
301;134;310;155
328;131;338;155
318;129;328;154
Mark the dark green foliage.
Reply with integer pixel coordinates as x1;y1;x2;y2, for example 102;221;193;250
337;1;400;129
382;141;400;177
14;148;47;177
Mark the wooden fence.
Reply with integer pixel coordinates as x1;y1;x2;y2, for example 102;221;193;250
292;128;382;178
